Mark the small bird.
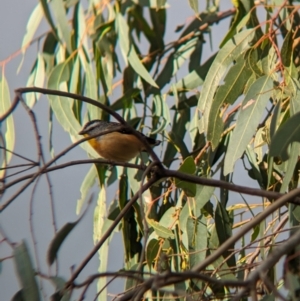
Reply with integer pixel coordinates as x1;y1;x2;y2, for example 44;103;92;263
78;119;161;162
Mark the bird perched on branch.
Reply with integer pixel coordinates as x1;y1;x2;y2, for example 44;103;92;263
78;119;161;162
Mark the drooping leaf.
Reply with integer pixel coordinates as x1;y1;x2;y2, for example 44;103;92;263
224;75;273;175
146;239;160;269
198;29;255;134
269;111;300;161
115;13;158;88
187;215;207;269
174;157;196;197
208;55;252;149
150;37;199;93
148;219;175;239
188;0;198;14
174;53;216;92
13;241;40;301
76;165;97;214
49;277;70;301
18;3;44;72
47;221;79;265
280;143;299;193
47;62;99;157
0;76;14;179
50;0;72;54
26;54;45;107
39;0;59;41
48;194;92;265
93;188;114;301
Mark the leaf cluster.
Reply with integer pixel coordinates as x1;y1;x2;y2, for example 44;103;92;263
2;1;300;301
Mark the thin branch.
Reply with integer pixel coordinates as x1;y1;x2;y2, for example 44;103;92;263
232;227;300;301
1;159;144;192
0;146;37;164
15;88;161;163
0;94;20;122
65;175;159;287
0;128;130;211
190;188;300;273
164;169;299;203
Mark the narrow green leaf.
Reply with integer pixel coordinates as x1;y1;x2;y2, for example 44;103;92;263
69;55;81;120
220;3;250;48
198;29;255;134
116;13;158;88
188;0;198;14
35;54;45;91
49;277;70;301
47;62;99;157
178;200;190;250
39;0;59;41
111;88;141;111
245;146;264;188
150;7;165;50
152;94;170;134
281;29;293;68
13;241;40;301
194;185;215;215
48;194;92;265
280;143;299;193
187;215;207;269
69;55;80;94
94;189;113;301
166;110;190;159
270;111;300;161
26;54;45;108
47;62;73;134
270;99;281;139
224;75;273;175
76;165;97;214
74;3;89;51
174;157;196;197
47;221;79;265
18;3;44;72
25;60;38;106
159;207;176;228
51;0;72;53
147;219;175;239
146;239;160;269
208;224;236;280
21;3;43;50
152;38;198;93
97;38;114;95
174;54;216;92
215;207;233;271
84;61;100;120
208;55;252;149
0;76;15;179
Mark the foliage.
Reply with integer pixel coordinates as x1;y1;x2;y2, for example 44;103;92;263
2;0;300;300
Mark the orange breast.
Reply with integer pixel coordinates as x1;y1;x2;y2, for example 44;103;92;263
86;132;145;162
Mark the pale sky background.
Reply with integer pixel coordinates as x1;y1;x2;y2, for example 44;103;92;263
0;1;242;300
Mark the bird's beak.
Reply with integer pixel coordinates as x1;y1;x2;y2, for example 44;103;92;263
78;129;86;135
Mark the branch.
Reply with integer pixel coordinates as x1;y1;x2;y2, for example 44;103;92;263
0;127;141;211
233;227;300;300
65;174;159;287
190;188;300;273
164;169;300;203
15;88;161;163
